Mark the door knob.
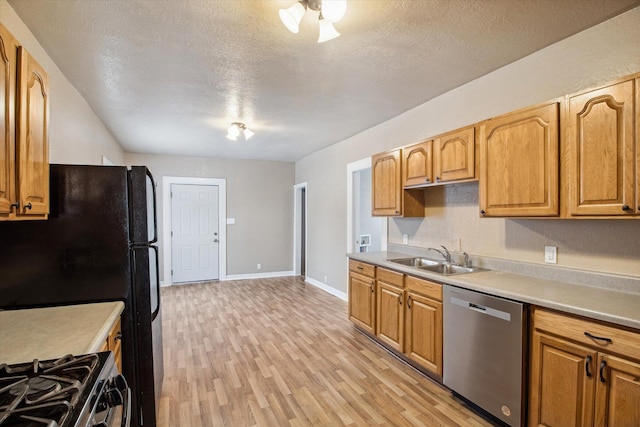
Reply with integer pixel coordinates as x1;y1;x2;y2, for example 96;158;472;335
213;239;219;243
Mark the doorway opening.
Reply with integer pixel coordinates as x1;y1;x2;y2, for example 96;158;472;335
162;176;227;285
293;183;307;277
347;158;386;254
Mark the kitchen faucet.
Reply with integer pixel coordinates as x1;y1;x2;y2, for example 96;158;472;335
428;245;451;263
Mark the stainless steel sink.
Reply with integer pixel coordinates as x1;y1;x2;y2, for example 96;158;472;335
388;258;488;276
388;257;441;268
419;263;486;275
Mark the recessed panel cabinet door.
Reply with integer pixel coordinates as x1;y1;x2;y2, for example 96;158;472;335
479;103;559;217
567;80;635;216
0;25;17;217
404;291;442;376
594;354;640;426
348;271;375;334
403;140;432;187
529;332;596;427
372;149;402;216
376;282;404;352
434;126;475;183
16;47;49;217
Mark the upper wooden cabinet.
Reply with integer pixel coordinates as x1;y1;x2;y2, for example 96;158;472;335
372;148;424;217
434;125;475;183
402;126;476;189
402;140;433;186
565;79;637;216
0;24;49;221
479;102;560;217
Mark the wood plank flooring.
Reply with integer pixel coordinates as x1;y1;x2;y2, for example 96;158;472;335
158;277;494;426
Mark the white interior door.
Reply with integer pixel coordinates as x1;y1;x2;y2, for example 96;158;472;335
171;184;219;283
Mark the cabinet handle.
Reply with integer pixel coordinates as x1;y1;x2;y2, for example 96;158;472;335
115;331;122;341
584;331;612;344
357;266;363;270
10;202;19;211
425;178;430;182
585;355;592;377
371;283;374;293
398;294;403;305
436;176;440;181
600;360;607;383
407;296;412;309
622;205;631;212
395;210;399;214
24;203;32;210
480;210;486;215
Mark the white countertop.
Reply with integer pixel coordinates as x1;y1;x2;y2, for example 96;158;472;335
0;301;125;365
349;251;640;330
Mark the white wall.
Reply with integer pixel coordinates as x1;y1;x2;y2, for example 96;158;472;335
1;0;124;165
295;7;640;294
125;153;295;280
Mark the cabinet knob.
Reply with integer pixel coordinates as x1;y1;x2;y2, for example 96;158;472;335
395;210;399;214
425;178;430;182
436;176;440;181
480;210;486;215
115;331;122;341
24;202;32;210
622;205;631;212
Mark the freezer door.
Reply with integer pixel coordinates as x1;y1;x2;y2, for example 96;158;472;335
146;170;158;244
128;166;157;246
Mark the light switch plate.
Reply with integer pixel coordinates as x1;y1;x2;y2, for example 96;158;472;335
402;234;408;245
226;218;235;225
544;246;557;264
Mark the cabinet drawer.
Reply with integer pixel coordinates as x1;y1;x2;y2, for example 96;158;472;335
533;308;640;360
377;267;404;287
405;275;442;302
349;260;375;278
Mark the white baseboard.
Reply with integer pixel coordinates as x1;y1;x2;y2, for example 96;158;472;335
305;276;348;301
223;271;295;281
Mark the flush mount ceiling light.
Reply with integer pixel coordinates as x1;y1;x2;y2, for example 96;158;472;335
279;0;347;43
226;122;254;141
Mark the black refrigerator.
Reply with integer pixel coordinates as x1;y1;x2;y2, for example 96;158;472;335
0;164;164;427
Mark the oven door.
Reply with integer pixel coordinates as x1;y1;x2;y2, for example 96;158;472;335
86;379;131;427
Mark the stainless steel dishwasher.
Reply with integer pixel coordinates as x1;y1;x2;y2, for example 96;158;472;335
443;285;526;427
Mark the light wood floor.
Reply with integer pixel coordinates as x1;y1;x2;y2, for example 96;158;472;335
157;276;494;426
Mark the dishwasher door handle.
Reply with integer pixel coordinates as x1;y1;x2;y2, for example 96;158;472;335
450;296;512;321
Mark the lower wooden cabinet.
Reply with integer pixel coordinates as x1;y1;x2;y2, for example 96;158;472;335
376;268;404;351
100;317;123;372
404;290;442;376
529;307;640;427
348;260;376;334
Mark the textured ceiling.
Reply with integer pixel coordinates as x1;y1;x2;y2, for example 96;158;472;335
8;0;640;161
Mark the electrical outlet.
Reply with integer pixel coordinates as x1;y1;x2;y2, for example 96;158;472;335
257;263;261;270
544;246;557;264
324;275;328;283
402;234;408;245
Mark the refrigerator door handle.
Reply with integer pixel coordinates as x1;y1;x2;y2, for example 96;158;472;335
150;245;161;321
146;169;158;244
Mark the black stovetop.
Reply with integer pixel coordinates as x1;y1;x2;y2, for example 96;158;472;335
0;353;109;427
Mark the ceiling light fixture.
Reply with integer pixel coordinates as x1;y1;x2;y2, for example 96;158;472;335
226;122;254;141
279;0;347;43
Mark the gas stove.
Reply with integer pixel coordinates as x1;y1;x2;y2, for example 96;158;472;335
0;352;129;427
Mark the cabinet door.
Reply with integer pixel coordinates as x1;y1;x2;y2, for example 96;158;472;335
16;47;49;217
0;24;17;217
479;102;559;216
376;282;404;351
594;354;640;427
403;140;432;187
348;271;375;334
567;80;635;216
636;78;640;214
404;291;442;376
372;149;402;216
434;126;475;183
529;331;596;427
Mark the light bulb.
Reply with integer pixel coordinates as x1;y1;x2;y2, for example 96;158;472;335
321;0;347;23
279;2;306;34
226;123;240;140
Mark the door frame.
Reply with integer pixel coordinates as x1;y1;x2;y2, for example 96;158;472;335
347;158;387;253
293;182;307;276
162;176;227;285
